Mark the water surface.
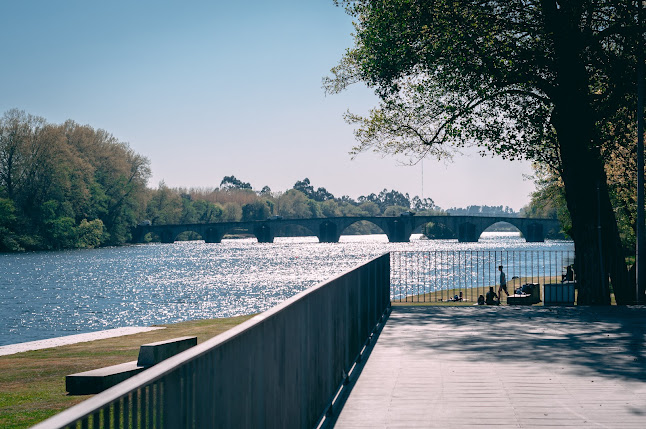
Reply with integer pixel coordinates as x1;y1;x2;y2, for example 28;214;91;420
0;233;573;346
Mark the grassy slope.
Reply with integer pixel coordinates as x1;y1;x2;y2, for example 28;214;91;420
0;315;253;429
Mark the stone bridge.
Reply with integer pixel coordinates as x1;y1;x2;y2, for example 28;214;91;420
132;215;561;244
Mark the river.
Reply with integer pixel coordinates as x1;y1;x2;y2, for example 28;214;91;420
0;233;573;346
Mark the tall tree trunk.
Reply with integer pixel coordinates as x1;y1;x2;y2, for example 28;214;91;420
546;1;631;304
557;121;630;304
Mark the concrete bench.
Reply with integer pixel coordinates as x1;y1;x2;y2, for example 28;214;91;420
66;361;144;395
507;284;541;305
137;336;197;366
507;293;534;305
66;336;197;395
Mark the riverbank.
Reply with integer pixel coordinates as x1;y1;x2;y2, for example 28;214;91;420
0;314;254;429
0;327;167;357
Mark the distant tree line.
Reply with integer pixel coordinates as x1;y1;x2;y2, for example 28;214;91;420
144;177;533;241
446;205;518;217
143;176;446;239
0;110;150;251
1;110;532;251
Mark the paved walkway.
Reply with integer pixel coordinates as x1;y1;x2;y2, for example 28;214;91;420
333;306;646;428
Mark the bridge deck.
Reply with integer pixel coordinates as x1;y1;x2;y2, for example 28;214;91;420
332;306;646;428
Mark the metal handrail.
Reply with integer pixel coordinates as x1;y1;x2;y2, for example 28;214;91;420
391;250;576;303
33;254;390;429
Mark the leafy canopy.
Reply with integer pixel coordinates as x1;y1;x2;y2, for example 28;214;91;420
326;0;639;169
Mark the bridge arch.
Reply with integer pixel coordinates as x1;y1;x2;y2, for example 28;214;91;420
133;215;559;244
160;226;208;243
338;219;386;240
484;218;547;242
278;224;318;239
257;222;319;242
419;221;457;239
482;221;523;236
175;230;204;241
349;216;418;242
456;217;552;242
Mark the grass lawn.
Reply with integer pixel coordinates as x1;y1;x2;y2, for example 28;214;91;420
0;314;254;429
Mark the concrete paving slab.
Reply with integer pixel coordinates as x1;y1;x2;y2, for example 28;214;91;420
332;306;646;429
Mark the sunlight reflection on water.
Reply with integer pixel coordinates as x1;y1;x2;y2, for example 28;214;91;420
0;233;572;345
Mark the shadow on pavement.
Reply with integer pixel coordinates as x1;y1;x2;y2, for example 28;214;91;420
385;305;646;383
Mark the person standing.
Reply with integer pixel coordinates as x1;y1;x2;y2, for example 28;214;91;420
498;265;509;302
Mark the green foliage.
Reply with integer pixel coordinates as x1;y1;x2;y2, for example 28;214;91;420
411;196;437;211
139;178;461;243
259;185;272;196
242;200;271;221
46;217;77;249
423;222;456;239
293;178;314;197
220;175;252;190
326;1;564;166
0;110;150;251
0;197;16;226
320;199;342;217
222;202;242;222
277;190;314;218
146;182;182;225
605;129;640;255
356;201;380;216
344;220;383;235
194;200;224;223
0;109;566;252
447;205;518;217
522;165;571;233
358;189;411;211
76;219;105;248
293;178;335;202
383;205;409;217
0;196;21;251
328;0;638;165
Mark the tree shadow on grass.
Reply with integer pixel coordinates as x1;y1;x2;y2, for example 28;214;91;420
383;305;646;383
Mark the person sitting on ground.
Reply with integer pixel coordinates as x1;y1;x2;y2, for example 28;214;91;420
448;292;464;302
562;265;574;282
477;294;485;305
485;286;499;305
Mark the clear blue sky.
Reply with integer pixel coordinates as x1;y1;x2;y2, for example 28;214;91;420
0;0;535;210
